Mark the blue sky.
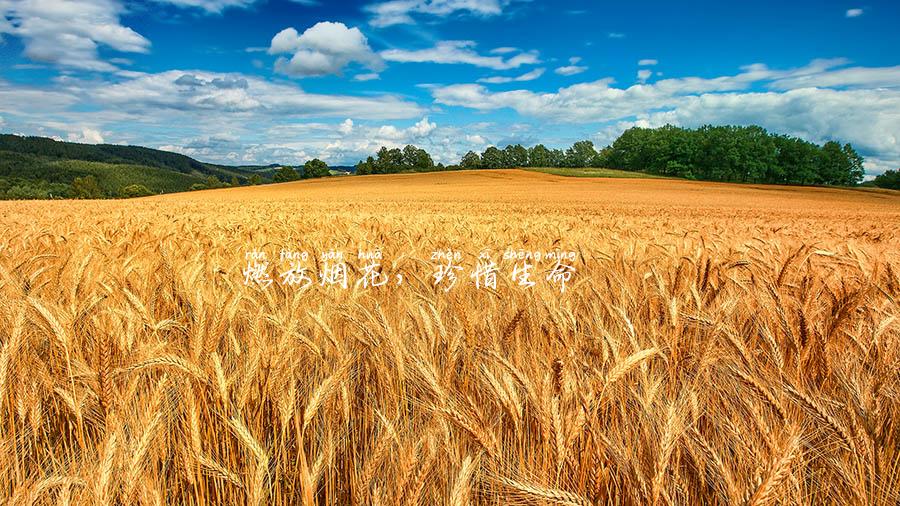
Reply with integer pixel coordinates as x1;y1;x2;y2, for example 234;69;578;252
1;0;899;174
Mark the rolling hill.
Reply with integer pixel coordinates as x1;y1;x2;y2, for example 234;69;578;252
0;134;279;199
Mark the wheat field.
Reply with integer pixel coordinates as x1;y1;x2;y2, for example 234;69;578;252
1;169;899;505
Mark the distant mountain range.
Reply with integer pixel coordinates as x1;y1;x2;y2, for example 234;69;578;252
0;134;295;199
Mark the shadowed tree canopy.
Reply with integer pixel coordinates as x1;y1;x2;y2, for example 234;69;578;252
873;169;900;189
302;159;330;179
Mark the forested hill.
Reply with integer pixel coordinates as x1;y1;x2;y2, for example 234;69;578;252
0;134;278;199
0;134;256;177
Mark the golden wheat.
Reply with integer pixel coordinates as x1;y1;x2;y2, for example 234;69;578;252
0;169;898;504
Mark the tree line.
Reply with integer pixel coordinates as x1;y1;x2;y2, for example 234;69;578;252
271;159;331;183
873;169;900;190
602;125;864;185
355;146;441;174
357;124;869;186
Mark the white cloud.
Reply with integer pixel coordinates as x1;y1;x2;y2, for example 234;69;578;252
240;116;483;166
430;59;900;172
150;0;255;12
637;69;652;83
43;70;423;119
555;57;587;76
554;66;585;75
67;127;105;144
638;59;658;66
366;0;518;27
846;8;863;17
269;22;384;78
0;0;150;71
354;72;381;81
768;65;900;90
407;116;436;137
490;47;518;54
381;41;539;70
478;68;545;84
607;32;625;38
0;72;427;168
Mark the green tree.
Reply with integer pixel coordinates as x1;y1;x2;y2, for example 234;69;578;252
549;149;566;167
71;175;102;199
565;140;597;168
6;183;46;199
842;144;865;185
120;184;153;198
460;151;481;169
230;175;240;187
206;175;223;189
528;144;551;167
273;166;300;183
592;147;611;168
602;124;865;185
818;141;849;185
374;147;403;173
248;174;263;185
399;145;434;171
503;144;528;167
303;159;330;179
873;169;900;189
401;145;420;170
356;156;376;175
480;146;504;169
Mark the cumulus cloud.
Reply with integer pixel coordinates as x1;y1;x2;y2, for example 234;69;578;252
366;0;520;27
0;69;435;168
555;57;587;76
431;59;900;173
2;71;498;166
846;8;863;17
0;70;422;122
381;41;539;70
0;0;150;71
637;69;652;83
478;68;545;84
638;59;658;66
67;127;105;144
407;116;436;137
269;22;384;78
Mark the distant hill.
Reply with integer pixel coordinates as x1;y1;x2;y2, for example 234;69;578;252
0;134;282;199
